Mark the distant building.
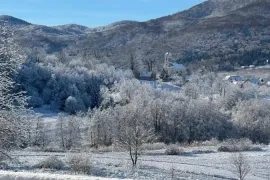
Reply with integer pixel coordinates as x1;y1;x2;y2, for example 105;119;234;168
249;65;255;69
241;66;248;69
249;78;264;85
140;80;180;92
185;75;192;82
167;62;186;76
223;75;245;84
139;71;155;80
164;52;186;76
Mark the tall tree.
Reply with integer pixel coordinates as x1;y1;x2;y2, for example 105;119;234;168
0;23;28;158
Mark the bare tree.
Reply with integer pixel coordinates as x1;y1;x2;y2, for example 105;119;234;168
115;104;154;167
170;163;176;180
66;116;82;150
143;58;155;72
128;51;140;78
230;152;251;180
56;113;67;150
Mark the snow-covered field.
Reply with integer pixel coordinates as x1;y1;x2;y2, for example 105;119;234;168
33;106;68;126
16;107;267;180
8;146;270;180
0;171;129;180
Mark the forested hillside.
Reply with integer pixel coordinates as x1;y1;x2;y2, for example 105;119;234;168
1;0;269;71
1;1;270;179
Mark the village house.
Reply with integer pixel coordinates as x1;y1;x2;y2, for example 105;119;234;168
223;75;245;84
139;71;155;81
249;78;264;85
164;52;186;76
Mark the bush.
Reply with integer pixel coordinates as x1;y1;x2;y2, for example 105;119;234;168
0;153;10;170
0;162;8;170
23;146;42;152
44;145;65;152
218;146;232;152
165;145;184;155
94;146;113;153
67;153;92;175
201;138;220;146
35;156;65;170
218;138;262;152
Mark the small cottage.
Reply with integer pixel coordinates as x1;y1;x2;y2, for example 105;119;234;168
139;71;155;80
223;75;245;84
166;62;186;76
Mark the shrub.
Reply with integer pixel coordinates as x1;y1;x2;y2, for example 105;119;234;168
218;146;233;152
165;145;183;155
35;156;64;170
201;138;220;146
218;138;262;152
67;153;92;175
0;162;8;170
44;145;65;152
23;146;42;152
0;153;11;170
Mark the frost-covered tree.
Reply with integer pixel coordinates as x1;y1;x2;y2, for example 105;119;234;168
88;108;114;147
33;117;46;147
115;103;154;167
0;23;28;157
230;153;251;180
232;99;270;144
66;116;82;149
65;96;83;114
56;113;67;150
160;68;170;82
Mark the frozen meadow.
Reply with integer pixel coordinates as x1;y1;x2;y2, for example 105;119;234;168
5;145;270;180
0;171;128;180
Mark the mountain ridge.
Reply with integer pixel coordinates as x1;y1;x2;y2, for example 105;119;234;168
1;0;270;70
0;15;31;26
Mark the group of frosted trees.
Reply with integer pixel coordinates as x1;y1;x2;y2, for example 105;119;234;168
25;72;268;159
2;23;270;158
87;72;270;147
0;24;29;156
15;53;133;113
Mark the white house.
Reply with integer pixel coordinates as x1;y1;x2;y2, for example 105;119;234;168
223;75;245;84
139;71;154;80
166;62;186;76
164;52;186;76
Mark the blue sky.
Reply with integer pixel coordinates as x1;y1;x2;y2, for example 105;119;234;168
0;0;206;27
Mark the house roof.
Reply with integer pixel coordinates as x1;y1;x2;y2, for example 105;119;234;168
170;63;185;69
139;72;153;78
223;75;245;81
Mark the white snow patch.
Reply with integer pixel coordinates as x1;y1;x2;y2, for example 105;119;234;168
0;171;131;180
33;105;68;124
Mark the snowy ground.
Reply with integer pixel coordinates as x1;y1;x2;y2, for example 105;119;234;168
140;80;181;91
15;108;269;179
0;171;129;180
33;105;68;125
8;146;270;180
